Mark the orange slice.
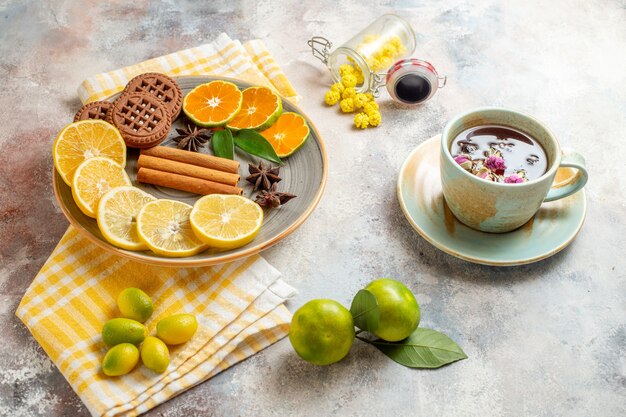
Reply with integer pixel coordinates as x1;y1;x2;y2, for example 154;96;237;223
182;81;242;127
226;86;282;131
259;112;310;158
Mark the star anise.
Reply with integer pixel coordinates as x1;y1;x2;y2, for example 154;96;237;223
255;183;296;208
246;162;282;191
172;124;212;152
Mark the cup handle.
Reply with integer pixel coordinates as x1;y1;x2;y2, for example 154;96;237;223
544;148;588;202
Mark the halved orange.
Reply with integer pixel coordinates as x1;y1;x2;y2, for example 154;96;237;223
259;112;310;158
182;81;243;127
226;87;282;131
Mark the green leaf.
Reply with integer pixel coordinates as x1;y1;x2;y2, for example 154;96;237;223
233;129;283;164
350;289;379;333
358;327;467;369
212;129;234;160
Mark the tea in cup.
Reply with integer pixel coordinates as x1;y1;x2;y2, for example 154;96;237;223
440;107;588;233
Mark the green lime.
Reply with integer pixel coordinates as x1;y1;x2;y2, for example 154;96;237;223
117;288;154;323
365;278;420;342
289;299;355;366
102;343;139;376
102;318;147;347
156;314;198;345
140;336;170;373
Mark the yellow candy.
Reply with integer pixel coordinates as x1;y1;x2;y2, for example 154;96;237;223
363;34;378;43
378;55;393;69
341;74;357;88
364;93;375;102
354;112;369;129
354;93;368;108
368;111;382;127
341;87;356;100
364;101;379;115
330;82;345;94
355;69;365;85
382;43;396;58
368;57;383;72
339;64;356;77
325;90;340;106
340;98;355;113
393;38;406;55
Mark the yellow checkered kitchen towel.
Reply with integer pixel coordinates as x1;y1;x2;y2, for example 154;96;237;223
16;33;301;417
77;32;299;104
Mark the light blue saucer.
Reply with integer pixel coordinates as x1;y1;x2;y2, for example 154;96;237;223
397;136;586;266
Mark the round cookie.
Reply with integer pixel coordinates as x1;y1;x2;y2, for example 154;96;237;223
123;72;182;120
106;93;172;149
74;101;112;122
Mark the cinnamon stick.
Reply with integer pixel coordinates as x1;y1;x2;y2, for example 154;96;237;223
137;168;243;195
138;154;240;186
141;147;239;174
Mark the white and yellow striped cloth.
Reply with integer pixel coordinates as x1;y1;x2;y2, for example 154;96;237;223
78;32;299;104
17;33;300;417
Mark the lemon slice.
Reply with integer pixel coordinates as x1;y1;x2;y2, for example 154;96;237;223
136;200;207;257
97;186;156;251
53;120;126;186
190;194;263;249
72;157;131;218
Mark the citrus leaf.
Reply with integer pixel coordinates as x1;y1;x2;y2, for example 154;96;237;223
349;289;379;332
358;327;467;369
212;129;234;160
233;129;283;164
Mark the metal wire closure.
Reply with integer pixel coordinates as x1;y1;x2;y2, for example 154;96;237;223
370;72;387;98
438;76;447;88
307;37;332;64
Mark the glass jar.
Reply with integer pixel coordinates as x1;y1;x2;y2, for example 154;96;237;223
309;14;445;104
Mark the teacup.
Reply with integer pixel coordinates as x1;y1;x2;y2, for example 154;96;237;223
440;107;588;233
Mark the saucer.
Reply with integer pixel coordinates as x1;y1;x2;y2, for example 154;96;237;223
397;136;586;266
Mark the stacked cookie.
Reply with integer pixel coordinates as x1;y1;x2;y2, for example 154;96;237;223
74;73;182;148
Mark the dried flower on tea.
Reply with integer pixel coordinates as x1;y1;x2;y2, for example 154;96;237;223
485;155;506;174
475;166;496;182
504;170;528;184
453;155;473;171
504;174;524;184
255;183;296;208
246;162;282;191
